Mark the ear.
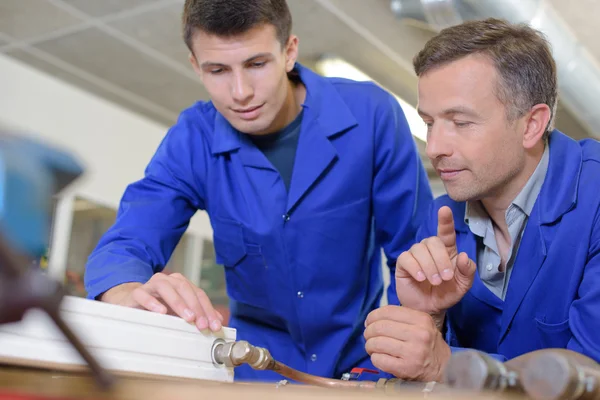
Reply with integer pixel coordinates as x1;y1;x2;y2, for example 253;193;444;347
189;52;203;78
284;35;299;72
522;103;551;149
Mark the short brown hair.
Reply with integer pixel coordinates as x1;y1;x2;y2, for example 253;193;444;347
182;0;292;52
413;18;558;138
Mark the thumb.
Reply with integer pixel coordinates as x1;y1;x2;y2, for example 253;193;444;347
437;206;457;257
455;252;476;280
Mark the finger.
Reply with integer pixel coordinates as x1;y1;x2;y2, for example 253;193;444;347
437;206;457;257
372;348;431;381
425;237;454;281
169;274;211;330
216;310;225;323
170;275;224;327
365;309;376;327
396;251;426;282
366;306;432;327
365;305;398;326
131;288;167;314
371;353;406;377
455;252;476;281
151;281;198;323
412;243;442;285
181;282;213;330
364;319;412;342
194;287;222;332
365;336;408;358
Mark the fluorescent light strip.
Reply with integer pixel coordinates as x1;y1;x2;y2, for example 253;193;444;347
315;58;427;142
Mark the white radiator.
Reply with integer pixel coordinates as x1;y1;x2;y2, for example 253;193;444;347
0;296;236;382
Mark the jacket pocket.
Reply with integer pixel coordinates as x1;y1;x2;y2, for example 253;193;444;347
535;318;571;348
212;218;269;309
213;218;248;267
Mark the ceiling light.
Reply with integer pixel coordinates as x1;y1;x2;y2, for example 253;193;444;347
314;57;427;142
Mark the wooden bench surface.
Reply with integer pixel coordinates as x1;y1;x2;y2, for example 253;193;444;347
0;362;523;400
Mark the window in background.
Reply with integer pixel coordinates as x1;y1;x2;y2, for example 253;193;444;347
35;196;59;272
199;239;229;324
164;234;190;278
58;197;195;298
64;197;117;297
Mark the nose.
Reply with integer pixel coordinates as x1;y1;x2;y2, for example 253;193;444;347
425;122;453;161
231;71;253;104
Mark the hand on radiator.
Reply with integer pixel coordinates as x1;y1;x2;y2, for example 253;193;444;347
100;272;224;332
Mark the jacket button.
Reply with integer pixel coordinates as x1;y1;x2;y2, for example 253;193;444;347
297;291;304;298
311;354;317;362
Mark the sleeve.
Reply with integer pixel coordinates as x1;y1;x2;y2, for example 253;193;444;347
84;113;209;300
445;324;507;362
563;204;600;362
371;91;434;306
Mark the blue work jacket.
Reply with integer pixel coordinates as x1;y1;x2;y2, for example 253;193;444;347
84;63;432;381
416;130;600;362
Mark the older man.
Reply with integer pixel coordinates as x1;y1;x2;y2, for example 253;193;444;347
365;18;600;382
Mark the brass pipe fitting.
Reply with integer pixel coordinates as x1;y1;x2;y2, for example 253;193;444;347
212;340;275;370
444;348;600;397
443;350;520;392
521;351;600;400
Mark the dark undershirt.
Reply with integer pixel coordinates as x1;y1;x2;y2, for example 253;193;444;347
248;109;304;191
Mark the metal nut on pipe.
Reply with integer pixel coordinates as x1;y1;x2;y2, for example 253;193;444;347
212;340;274;370
444;350;516;392
521;352;592;400
211;339;232;367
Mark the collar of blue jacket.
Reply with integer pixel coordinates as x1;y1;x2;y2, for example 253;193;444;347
447;130;581;237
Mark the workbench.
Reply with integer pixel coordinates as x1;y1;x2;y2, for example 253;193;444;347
0;363;522;400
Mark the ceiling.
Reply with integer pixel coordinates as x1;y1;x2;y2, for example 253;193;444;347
0;0;433;125
0;0;597;180
547;0;600;62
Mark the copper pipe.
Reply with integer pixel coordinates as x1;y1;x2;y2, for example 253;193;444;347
271;361;377;389
212;340;448;393
212;340;377;389
521;351;600;400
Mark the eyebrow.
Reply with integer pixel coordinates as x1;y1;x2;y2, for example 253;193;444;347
417;108;431;118
417;106;480;119
200;52;273;69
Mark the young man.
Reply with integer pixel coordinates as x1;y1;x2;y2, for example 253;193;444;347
84;0;432;381
364;18;600;382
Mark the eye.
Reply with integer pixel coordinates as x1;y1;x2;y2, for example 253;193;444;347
250;61;266;68
209;68;224;75
454;121;472;128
